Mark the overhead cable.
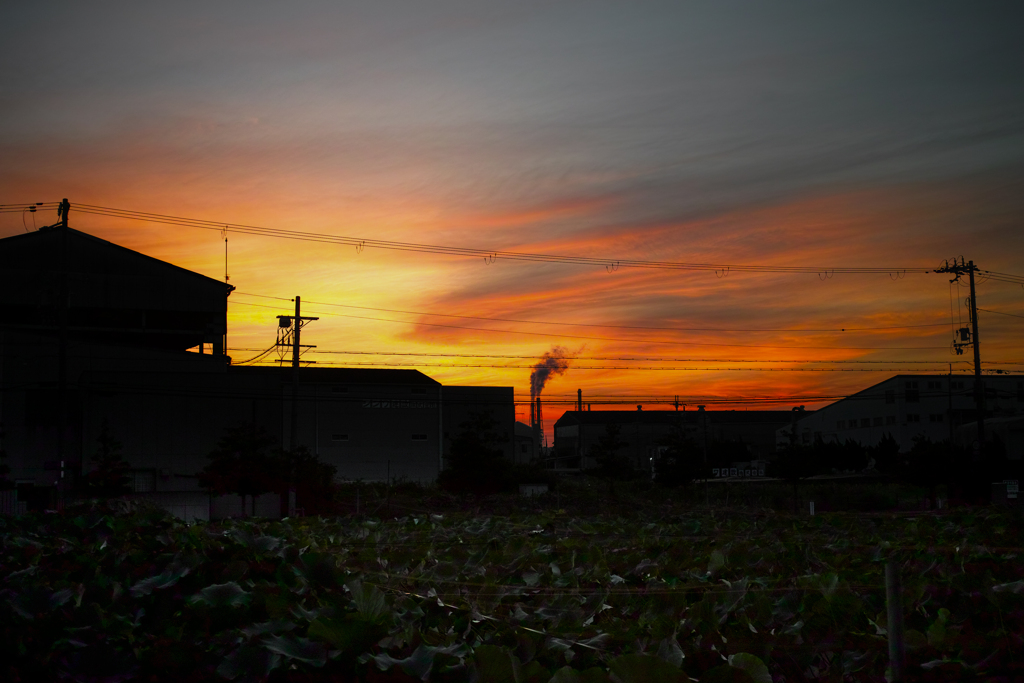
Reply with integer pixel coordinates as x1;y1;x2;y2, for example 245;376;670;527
230;300;953;351
233;292;951;333
72;203;929;276
241;359;983;372
978;307;1024;321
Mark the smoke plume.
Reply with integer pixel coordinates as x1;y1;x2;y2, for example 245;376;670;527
530;345;577;400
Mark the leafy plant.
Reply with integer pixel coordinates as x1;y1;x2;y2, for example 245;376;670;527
2;493;1022;681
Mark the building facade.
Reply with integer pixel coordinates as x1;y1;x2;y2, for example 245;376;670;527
780;374;1024;457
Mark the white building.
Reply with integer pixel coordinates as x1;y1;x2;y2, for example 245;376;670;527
778;374;1024;456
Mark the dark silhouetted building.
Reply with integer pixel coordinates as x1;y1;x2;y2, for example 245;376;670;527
553;407;794;473
0;226;513;519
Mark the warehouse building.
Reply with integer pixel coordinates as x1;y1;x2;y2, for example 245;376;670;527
780;374;1024;457
0;225;513;518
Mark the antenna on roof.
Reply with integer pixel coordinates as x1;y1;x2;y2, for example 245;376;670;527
57;198;69;228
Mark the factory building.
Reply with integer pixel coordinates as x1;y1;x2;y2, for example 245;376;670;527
780;374;1024;458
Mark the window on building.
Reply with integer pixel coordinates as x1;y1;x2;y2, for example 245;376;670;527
927;381;941;391
905;381;919;403
929;414;944;423
952;381;965;391
837;420;845;429
873;417;883;426
411;434;428;441
860;418;871;428
885;390;896;405
331;386;348;394
907;414;920;423
331;434;349;441
411;387;427;395
886;416;896;425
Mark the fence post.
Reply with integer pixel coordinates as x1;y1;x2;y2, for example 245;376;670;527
885;558;905;682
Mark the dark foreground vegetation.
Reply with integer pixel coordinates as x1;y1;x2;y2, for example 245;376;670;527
2;484;1023;683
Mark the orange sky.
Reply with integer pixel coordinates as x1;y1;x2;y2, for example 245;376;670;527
4;177;1021;439
2;3;1023;441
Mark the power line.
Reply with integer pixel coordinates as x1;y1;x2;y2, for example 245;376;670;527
978;270;1024;286
232;343;280;365
0;201;60;214
71;202;931;276
10;202;1024;286
221;346;1022;366
272;349;983;364
242;359;984;372
979;307;1024;321
232;291;952;334
229;301;953;351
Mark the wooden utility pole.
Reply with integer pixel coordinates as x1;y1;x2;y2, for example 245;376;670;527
57;199;70;508
967;262;985;452
276;296;317;517
276;297;318;450
935;259;985;458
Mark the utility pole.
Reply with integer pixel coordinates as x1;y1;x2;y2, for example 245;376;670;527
276;296;317;517
576;389;582;466
224;231;229;356
698;404;709;506
935;259;985;459
276;296;319;449
967;262;984;454
56;199;70;510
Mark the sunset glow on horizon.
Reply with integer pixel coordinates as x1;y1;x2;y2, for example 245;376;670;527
3;2;1022;438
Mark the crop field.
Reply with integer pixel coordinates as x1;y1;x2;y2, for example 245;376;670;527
1;494;1022;682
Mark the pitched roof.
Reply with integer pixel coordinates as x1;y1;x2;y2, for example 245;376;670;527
228;365;441;386
0;227;232;313
0;226;231;288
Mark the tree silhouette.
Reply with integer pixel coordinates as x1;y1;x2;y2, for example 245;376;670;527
655;425;704;488
198;422;277;516
589;422;633;492
439;411;509;494
81;420;131;498
769;442;820;514
271;445;337;515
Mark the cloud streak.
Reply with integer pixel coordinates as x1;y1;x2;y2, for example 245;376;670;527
3;2;1024;439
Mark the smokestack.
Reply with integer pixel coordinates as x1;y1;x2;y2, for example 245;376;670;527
530;345;572;402
535;396;544;450
577;388;582;412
